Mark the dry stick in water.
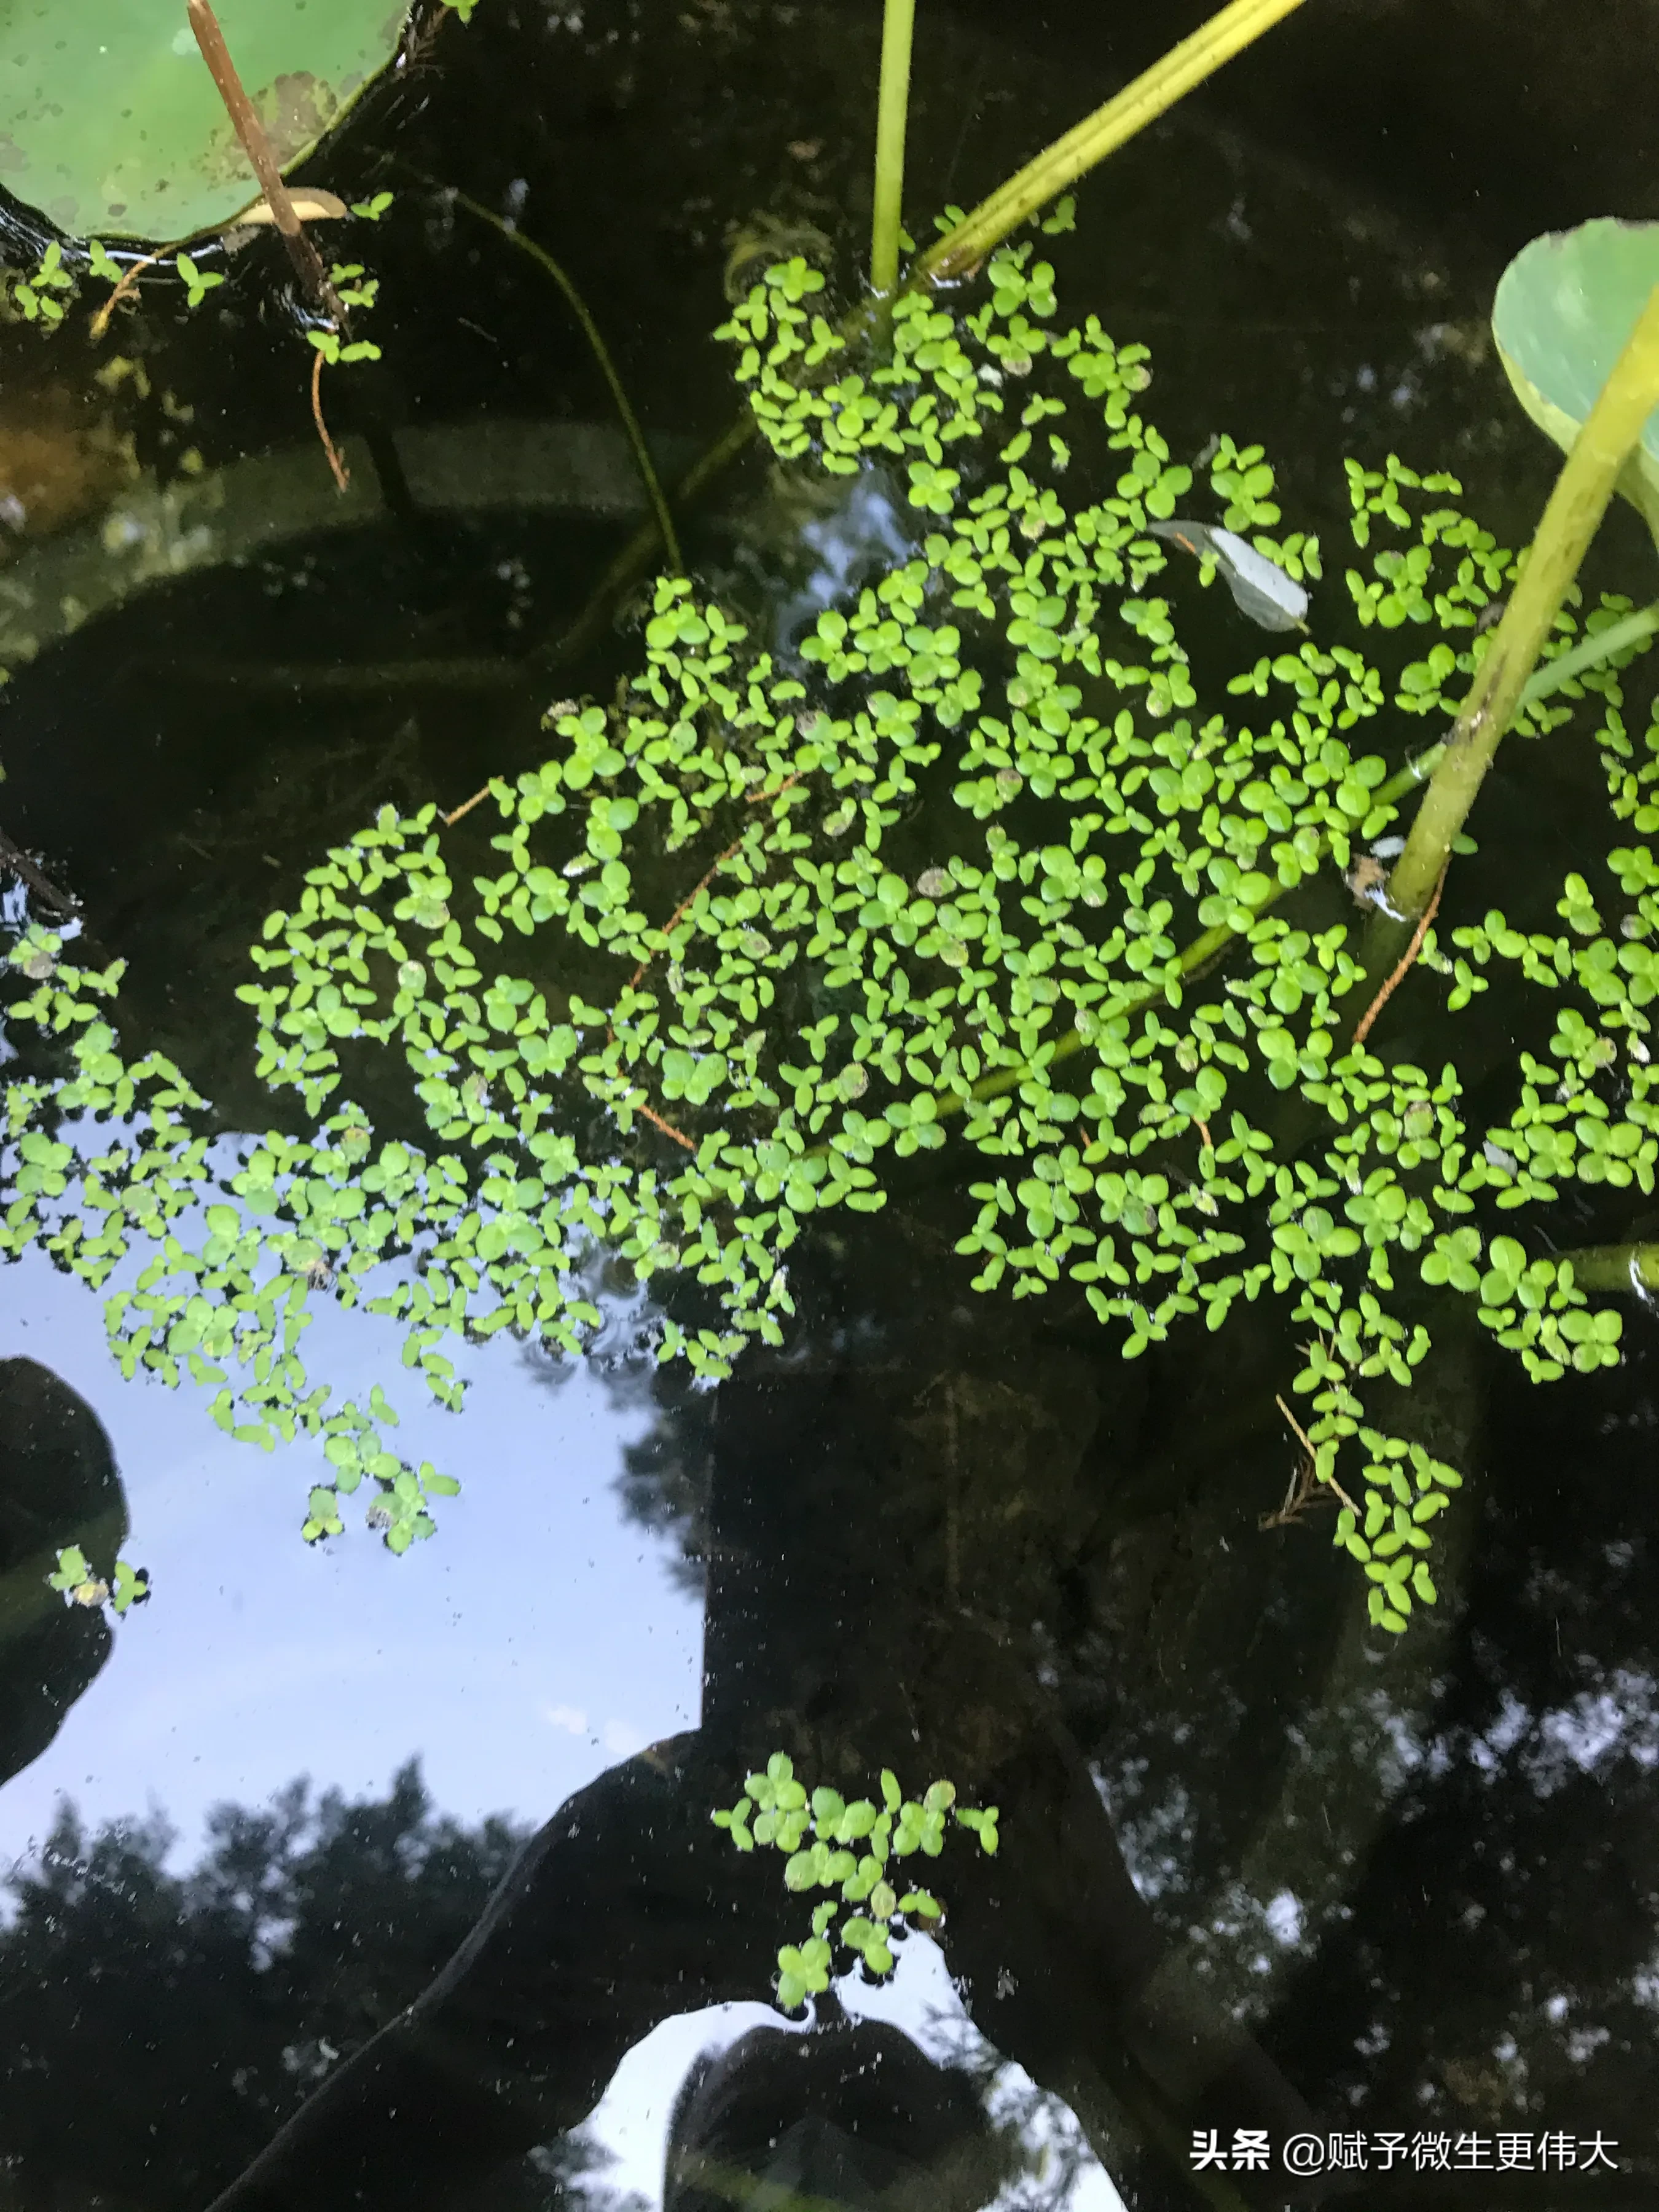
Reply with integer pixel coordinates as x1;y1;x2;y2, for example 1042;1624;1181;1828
186;0;347;326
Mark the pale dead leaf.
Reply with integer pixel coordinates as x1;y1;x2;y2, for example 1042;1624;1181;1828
231;187;349;227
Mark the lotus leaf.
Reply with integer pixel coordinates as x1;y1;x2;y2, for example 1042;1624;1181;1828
0;0;409;244
1492;216;1659;538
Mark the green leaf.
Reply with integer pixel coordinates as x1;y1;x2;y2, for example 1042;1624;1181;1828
47;1543;90;1592
1494;218;1659;536
0;1;411;242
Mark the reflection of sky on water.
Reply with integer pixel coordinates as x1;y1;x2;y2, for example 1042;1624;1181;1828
770;471;916;661
0;1245;700;1870
591;1942;1129;2212
2;1252;1132;2207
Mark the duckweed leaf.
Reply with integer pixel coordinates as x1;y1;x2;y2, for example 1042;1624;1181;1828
713;1755;997;2007
4;216;1650;1642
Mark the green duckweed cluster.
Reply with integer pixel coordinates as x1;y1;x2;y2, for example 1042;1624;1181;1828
712;1752;997;2010
5;223;1658;1630
46;1543;149;1614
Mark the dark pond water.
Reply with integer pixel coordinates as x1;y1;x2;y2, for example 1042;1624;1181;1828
4;1;1659;2207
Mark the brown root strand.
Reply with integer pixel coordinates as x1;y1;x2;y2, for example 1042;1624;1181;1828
1262;1389;1360;1529
90;254;161;341
310;350;350;492
1352;859;1450;1050
442;786;493;828
634;1101;694;1151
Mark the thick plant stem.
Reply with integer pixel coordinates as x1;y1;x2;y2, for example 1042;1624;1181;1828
914;0;1311;285
942;610;1659;1117
1381;280;1659;928
870;0;917;302
1560;1245;1659;1293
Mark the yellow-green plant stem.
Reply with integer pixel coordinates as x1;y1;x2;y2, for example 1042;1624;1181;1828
677;589;1656;1171
1564;1245;1659;1293
943;614;1656;1118
912;0;1312;285
1381;281;1659;928
870;0;917;303
1525;596;1659;702
536;0;1311;671
439;182;683;571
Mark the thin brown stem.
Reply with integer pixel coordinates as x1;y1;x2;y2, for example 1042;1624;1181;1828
1351;860;1449;1049
310;350;350;492
89;254;161;340
635;1102;695;1151
624;834;748;996
621;776;804;994
600;777;808;1143
1268;1390;1360;1523
186;0;346;325
606;838;735;1140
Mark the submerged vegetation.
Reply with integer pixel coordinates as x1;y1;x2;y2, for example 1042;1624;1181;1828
2;0;1659;1660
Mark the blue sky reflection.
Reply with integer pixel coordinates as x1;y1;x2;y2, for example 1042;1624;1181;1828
0;1248;702;1872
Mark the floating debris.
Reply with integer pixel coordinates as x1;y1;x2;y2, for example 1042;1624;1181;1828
1148;518;1310;631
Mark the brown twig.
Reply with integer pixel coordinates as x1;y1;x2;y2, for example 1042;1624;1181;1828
310;349;350;492
1351;858;1450;1050
746;772;803;806
622;836;750;1003
436;770;805;1140
1261;1390;1361;1529
186;0;347;326
89;255;161;340
635;1101;695;1151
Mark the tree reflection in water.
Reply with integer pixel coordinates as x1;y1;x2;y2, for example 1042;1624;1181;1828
7;1204;1659;2210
